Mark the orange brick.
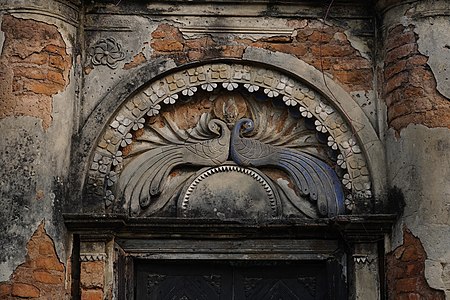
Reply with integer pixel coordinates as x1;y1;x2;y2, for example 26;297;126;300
81;289;103;300
11;283;40;298
151;39;183;52
0;283;11;297
34;257;64;271
80;261;105;289
23;79;63;96
33;270;63;284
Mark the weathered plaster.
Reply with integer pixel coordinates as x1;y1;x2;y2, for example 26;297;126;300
413;16;450;100
81;14;157;124
0;1;77;282
387;125;450;295
344;30;372;61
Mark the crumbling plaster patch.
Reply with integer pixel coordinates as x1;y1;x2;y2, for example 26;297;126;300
413;17;450;100
387;125;450;296
0;12;76;282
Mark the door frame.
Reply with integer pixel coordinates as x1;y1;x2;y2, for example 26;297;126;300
64;214;396;300
119;238;347;299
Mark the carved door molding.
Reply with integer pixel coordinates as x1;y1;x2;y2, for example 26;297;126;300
85;62;376;218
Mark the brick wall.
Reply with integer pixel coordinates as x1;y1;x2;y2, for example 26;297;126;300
386;228;445;299
145;21;372;93
383;24;450;134
0;223;68;299
0;15;71;130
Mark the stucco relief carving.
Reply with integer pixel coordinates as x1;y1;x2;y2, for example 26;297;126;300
87;37;126;69
86;63;373;217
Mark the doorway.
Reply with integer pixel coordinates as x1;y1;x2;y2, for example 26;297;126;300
134;260;341;300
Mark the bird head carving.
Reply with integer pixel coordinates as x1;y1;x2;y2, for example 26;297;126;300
207;119;228;136
235;118;255;136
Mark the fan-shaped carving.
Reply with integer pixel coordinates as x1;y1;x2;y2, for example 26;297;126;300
86;63;373;217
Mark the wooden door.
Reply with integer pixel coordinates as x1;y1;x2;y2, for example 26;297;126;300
135;260;332;300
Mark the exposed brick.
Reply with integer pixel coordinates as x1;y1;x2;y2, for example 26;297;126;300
268;43;308;57
221;45;245;58
385;30;416;51
23;79;63;96
185;36;214;50
384;60;407;80
385;71;409;94
11;283;40;298
49;54;66;70
260;35;292;43
383;23;450;133
0;222;67;298
311;44;355;57
34;257;65;271
187;50;205;61
33;270;63;284
123;52;147;70
395;277;421;293
385;43;417;64
81;261;105;289
0;283;11;298
0;15;71;130
81;289;103;300
151;39;183;52
386;227;445;299
39;240;56;256
305;30;334;43
332;58;371;71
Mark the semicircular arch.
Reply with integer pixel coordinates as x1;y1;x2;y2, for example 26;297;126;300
78;56;385;216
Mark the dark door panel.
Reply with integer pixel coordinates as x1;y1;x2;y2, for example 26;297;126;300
135;260;333;300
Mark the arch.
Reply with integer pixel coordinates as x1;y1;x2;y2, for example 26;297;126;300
75;54;385;215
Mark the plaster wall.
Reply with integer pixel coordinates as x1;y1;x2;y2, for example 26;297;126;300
0;0;78;284
379;0;450;297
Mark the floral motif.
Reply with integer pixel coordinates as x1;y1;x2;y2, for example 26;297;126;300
314;120;328;133
104;190;115;207
201;82;217;92
244;83;259;93
88;37;126;69
111;151;123;166
187;67;206;83
326;116;349;137
182;86;198;96
147;104;161;116
120;133;132;147
361;182;372;198
110;115;131;134
233;66;251;81
106;171;118;187
276;76;295;94
282;95;297;106
315;101;334;120
127;97;150;117
132;118;145;131
345;195;355;211
327;136;338;150
337;154;347;169
163;94;178;105
341;138;361;154
91;153;111;174
264;88;279;98
222;82;238;91
299;106;313;118
342;173;352;189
